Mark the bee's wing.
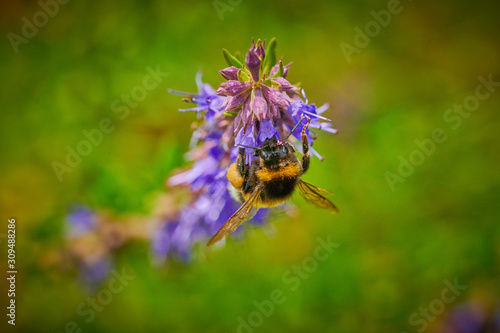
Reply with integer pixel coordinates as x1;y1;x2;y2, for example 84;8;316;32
297;179;339;213
207;185;263;246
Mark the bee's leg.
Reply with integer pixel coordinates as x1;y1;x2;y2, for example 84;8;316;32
237;147;247;177
239;148;256;193
227;148;247;190
301;117;311;174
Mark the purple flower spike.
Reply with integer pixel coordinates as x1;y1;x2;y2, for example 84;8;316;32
159;39;337;261
217;40;301;135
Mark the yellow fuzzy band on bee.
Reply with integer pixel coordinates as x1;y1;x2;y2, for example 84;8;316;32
256;163;300;182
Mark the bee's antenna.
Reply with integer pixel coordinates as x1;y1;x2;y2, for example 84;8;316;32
236;144;259;150
284;117;306;141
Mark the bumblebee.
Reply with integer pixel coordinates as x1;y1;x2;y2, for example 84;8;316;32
207;117;338;246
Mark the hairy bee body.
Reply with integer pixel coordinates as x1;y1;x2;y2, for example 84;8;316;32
228;157;301;208
207;118;338;246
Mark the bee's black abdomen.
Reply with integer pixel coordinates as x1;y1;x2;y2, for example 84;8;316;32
261;177;297;202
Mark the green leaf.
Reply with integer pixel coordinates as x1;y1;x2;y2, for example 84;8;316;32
263;37;277;72
223;48;243;68
237;69;250;81
234;50;243;62
272;59;284;78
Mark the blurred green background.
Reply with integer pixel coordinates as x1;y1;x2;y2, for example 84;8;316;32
1;0;499;332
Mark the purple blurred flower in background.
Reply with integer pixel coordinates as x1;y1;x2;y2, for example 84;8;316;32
79;257;113;291
66;205;95;238
65;206;113;290
443;302;500;333
153;38;336;261
494;308;500;331
445;303;487;333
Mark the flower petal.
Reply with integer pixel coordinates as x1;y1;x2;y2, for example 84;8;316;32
220;66;239;80
240;95;252;121
282;62;291;78
270;61;292;78
217;80;251;96
235;121;258;161
269;102;280;118
251;88;269;121
258;119;279;143
271;77;297;92
245;49;261;81
221;90;250;112
262;85;291;110
309;123;338;133
167;88;196;97
179;104;210;113
316;103;329;114
255;40;266;58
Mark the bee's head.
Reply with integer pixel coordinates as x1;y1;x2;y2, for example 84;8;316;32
253;137;289;167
